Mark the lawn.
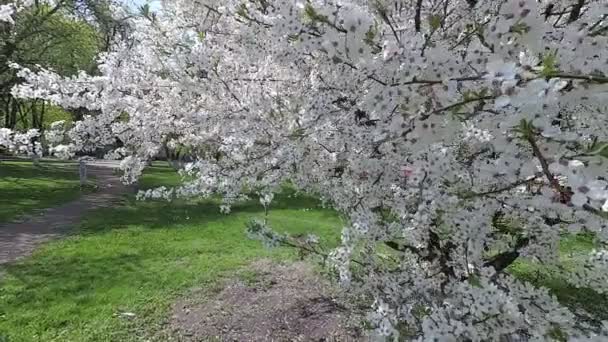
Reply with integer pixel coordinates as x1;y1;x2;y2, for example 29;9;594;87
0;160;82;224
509;232;608;325
0;163;606;341
0;165;342;341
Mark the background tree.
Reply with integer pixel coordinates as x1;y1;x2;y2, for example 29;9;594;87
0;0;124;131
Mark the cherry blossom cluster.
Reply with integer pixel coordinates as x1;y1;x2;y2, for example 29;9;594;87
0;122;72;159
0;127;42;157
0;0;54;24
11;0;608;340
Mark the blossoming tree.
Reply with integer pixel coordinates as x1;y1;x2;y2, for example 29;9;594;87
0;127;41;157
10;0;608;339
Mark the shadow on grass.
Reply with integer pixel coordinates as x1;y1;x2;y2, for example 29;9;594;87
509;263;608;325
0;161;78;182
77;190;337;235
0;191;341;341
1;254;147;309
0;252;155;341
0;161;82;223
0;163;343;340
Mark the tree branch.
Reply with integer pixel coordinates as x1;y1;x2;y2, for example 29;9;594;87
568;0;585;23
463;176;541;199
547;73;608;84
384;241;422;256
428;95;495;117
525;132;569;203
414;0;423;32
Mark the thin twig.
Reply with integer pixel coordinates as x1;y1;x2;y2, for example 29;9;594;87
547;73;608;84
463;176;541;199
430;95;495;116
525;132;568;202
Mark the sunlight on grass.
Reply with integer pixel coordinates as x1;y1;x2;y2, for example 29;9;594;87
508;232;608;325
0;164;341;341
0;161;82;223
1;163;605;341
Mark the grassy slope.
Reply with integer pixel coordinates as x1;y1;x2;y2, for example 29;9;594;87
0;165;341;342
0;161;81;223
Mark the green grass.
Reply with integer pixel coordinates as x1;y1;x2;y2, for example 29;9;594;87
508;232;608;325
0;163;605;341
137;162;183;189
0;165;341;341
0;161;83;223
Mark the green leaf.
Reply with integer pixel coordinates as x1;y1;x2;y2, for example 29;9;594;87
303;3;330;24
287;33;300;42
540;51;559;78
468;274;483;288
411;304;431;318
513;119;534;139
289;128;306;140
372;206;400;223
493;212;523;236
139;4;150;17
428;15;442;30
547;326;568;342
476;88;489;98
510;21;530;35
236;3;250;19
435;225;452;241
303;3;317;20
364;23;377;45
462;90;476;101
586;140;608;158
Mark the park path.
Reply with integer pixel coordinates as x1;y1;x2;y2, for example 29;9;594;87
0;160;130;265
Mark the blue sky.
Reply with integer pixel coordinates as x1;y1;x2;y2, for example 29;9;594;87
129;0;161;10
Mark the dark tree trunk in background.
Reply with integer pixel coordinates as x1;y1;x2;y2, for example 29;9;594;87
7;98;18;129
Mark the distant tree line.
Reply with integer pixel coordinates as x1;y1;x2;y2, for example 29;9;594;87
0;0;128;131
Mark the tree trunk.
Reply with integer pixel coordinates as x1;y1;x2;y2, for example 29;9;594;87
8;98;18;128
38;101;45;130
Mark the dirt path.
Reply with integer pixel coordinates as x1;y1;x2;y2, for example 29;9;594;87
169;260;362;341
0;160;130;265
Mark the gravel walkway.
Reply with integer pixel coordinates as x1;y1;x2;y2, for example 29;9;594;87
0;161;130;265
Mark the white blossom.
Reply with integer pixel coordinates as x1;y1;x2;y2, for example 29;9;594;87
0;4;15;24
10;0;608;339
